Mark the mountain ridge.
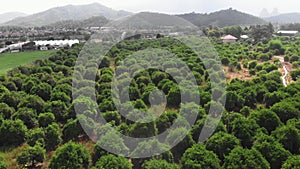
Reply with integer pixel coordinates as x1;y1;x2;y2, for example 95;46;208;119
1;3;131;27
177;8;266;27
0;12;27;24
46;16;110;29
266;13;300;23
107;12;196;29
0;5;274;28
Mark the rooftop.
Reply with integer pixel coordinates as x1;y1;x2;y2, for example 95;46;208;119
221;35;238;40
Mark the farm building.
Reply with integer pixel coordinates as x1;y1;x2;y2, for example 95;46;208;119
34;40;80;48
221;35;238;43
277;30;300;36
22;42;36;51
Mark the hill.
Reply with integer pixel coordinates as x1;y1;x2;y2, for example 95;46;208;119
2;3;131;27
46;16;110;29
0;12;27;24
177;8;266;28
266;13;300;23
107;12;196;29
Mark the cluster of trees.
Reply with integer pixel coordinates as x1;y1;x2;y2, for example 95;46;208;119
204;26;243;38
204;23;274;43
0;35;300;169
0;46;80;168
281;36;300;68
214;37;285;77
281;23;300;31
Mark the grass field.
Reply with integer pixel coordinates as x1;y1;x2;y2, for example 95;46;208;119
0;50;54;75
0;144;27;168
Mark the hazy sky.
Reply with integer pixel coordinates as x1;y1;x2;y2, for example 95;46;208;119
0;0;299;16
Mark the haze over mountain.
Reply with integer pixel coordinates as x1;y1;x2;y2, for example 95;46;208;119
266;13;300;24
107;12;196;29
259;8;279;18
1;3;131;27
0;12;27;24
46;16;110;29
2;2;295;28
177;8;266;28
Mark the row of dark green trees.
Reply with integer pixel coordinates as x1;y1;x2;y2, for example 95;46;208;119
0;36;300;168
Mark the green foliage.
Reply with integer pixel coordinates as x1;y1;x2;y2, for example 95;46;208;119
192;116;226;142
133;99;147;110
258;53;270;61
250;109;281;133
221;57;230;66
129;120;157;138
49;142;91;169
268;40;285;55
239;87;257;108
12;107;38;129
27;128;45;146
45;100;68;122
167;86;181;108
131;139;169;159
264;91;288;108
224;26;243;38
95;129;129;159
0;156;7;169
17;144;45;168
166;128;195;162
225;91;244;112
291;69;300;81
92;154;131;169
0;91;22;109
272;125;300;154
271;101;300;123
282;155;300;169
205;132;240;161
38;112;55;127
222;147;270;169
45;123;61;151
18;95;45;114
250;24;273;42
181;143;221;169
1;34;300;168
231;117;259;148
99;56;110;69
248;61;257;69
0;119;27;147
155;111;178;134
253;133;291;169
50;91;71;103
30;82;52;101
0;103;15;119
102;111;121;125
62;119;84;142
142;159;179;169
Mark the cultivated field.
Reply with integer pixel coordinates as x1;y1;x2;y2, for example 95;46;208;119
0;51;53;75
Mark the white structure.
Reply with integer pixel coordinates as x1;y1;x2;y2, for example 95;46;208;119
240;35;249;39
221;35;238;43
40;46;48;51
0;41;30;53
34;39;80;47
277;30;300;36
